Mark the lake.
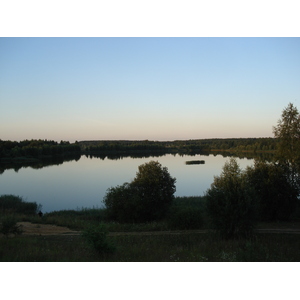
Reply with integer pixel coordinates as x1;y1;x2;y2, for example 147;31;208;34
0;154;254;213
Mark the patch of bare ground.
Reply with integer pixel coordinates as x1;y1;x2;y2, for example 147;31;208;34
16;222;80;236
9;222;300;237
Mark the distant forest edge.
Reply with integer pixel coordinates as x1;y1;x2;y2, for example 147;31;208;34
1;138;276;162
80;138;277;154
0;139;81;163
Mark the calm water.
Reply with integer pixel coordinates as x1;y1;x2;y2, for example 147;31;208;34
0;154;254;213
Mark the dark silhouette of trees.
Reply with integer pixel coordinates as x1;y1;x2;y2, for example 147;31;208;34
0;139;81;161
205;103;300;238
80;138;277;155
104;161;176;223
246;160;297;221
273;103;300;195
206;158;257;239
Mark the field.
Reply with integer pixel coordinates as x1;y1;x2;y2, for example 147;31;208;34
1;195;300;262
1;219;300;262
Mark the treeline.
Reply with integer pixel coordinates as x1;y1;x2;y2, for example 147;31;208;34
193;138;277;152
79;138;277;154
80;140;169;152
0;139;81;161
0;137;277;162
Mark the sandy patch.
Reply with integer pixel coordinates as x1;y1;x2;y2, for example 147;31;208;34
16;222;80;236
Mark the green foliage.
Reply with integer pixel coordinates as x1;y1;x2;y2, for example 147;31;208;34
81;223;115;254
273;103;300;194
0;195;40;215
104;183;140;223
2;230;300;261
246;160;298;221
167;206;203;230
167;197;205;230
104;161;176;223
132;161;176;221
42;208;108;230
0;215;23;237
206;158;257;239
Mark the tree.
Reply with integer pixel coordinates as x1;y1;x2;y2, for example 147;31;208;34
273;103;300;194
246;160;298;221
104;161;176;223
206;158;257;239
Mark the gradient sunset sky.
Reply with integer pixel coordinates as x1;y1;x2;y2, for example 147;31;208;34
1;37;299;142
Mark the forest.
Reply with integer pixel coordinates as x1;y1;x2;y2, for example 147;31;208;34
0;137;277;173
79;137;277;154
0;139;81;162
0;137;277;164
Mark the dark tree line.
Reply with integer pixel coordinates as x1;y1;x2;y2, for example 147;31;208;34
1;137;277;161
79;137;277;154
0;139;81;161
206;103;300;239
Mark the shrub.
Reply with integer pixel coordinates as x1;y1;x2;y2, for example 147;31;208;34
273;103;300;195
104;183;140;223
81;223;115;254
104;161;176;223
206;158;257;239
246;160;298;221
167;206;203;230
0;215;23;237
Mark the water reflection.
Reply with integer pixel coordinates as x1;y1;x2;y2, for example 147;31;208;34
1;150;273;174
0;154;81;174
0;152;272;213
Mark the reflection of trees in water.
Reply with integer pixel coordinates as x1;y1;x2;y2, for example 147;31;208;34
0;154;81;174
209;151;275;162
0;151;275;174
85;151;169;161
85;150;275;162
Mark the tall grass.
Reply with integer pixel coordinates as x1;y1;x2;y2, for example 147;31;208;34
1;232;300;262
37;196;207;232
1;195;300;261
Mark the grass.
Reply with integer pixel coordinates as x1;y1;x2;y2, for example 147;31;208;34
1;231;300;262
1;195;300;261
16;196;208;232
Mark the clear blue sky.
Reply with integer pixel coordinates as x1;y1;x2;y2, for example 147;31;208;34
1;37;299;142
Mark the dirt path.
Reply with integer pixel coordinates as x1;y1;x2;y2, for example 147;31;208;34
17;222;80;236
14;222;300;237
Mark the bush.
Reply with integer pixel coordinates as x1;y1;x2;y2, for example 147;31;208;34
81;223;115;254
0;215;23;237
104;161;176;223
206;158;257;239
167;206;203;230
104;183;140;223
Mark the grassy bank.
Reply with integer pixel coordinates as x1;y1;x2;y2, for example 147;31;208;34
1;231;300;262
17;196;207;232
1;195;300;261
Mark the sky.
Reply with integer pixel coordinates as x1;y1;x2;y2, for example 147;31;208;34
1;37;300;142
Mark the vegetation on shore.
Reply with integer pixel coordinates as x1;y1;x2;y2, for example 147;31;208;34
0;139;81;163
79;137;277;155
1;137;276;164
1;195;300;261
